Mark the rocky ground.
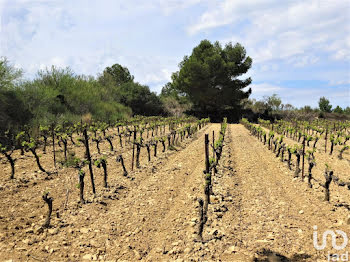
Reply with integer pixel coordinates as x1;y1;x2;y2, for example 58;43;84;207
0;124;350;261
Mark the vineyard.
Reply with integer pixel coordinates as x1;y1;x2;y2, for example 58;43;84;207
0;117;350;261
242;118;350;204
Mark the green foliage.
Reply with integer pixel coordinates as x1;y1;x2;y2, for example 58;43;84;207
330;134;336;143
300;105;315;113
243;99;268;115
64;152;89;168
341;145;349;152
264;94;282;112
168;145;177;151
333;105;344;114
306;148;316;156
116;82;164;116
344;107;350;115
1;58;170;136
94;156;107;168
134;136;143;145
292;144;302;154
0;143;7;152
40;125;49;134
170;40;252;118
16;131;26;143
22;138;36;150
97;64;164;116
205;173;211;183
278;135;284;143
214;138;223;149
3;64;133;129
209;157;216;167
0;58;32;134
0;57;22;89
26;66;132;124
0;89;32;134
287;146;296;154
244;94;285;118
160;82;191;117
63;152;80;167
319;97;332;113
160;95;190;117
99;64;134;86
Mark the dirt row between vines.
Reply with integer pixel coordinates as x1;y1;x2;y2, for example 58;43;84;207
227;124;350;261
257;124;350;211
0;123;216;261
257;124;350;180
1;123;350;261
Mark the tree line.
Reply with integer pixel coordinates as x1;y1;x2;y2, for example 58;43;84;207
1;39;348;137
0;58;165;136
1;39;254;137
241;94;350;121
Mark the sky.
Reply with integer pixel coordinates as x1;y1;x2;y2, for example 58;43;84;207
0;0;349;108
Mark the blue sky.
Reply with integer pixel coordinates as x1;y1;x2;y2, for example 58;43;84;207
1;0;349;108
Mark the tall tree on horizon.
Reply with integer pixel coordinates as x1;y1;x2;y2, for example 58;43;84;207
99;63;134;87
170;40;252;120
319;96;332;113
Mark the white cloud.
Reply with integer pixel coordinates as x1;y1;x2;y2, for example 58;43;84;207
280;87;350;108
0;0;349;107
287;55;319;68
249;83;283;94
189;0;350;66
158;0;203;15
152;83;165;94
187;0;277;35
143;69;172;83
249;83;349;108
329;79;350;86
332;49;350;61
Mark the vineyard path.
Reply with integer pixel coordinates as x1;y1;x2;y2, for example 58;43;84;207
220;124;350;261
1;123;350;261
